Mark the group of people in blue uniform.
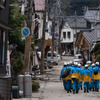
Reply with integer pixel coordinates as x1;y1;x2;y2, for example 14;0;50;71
60;61;100;94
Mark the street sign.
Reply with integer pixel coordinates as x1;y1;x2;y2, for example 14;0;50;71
21;27;30;37
55;33;58;37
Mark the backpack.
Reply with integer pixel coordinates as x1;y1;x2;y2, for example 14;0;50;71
94;71;98;75
94;68;99;75
61;68;71;78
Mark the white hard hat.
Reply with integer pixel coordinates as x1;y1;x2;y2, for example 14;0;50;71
67;62;70;65
73;62;76;65
85;64;88;68
92;63;95;67
86;61;91;64
74;62;78;65
95;62;99;66
69;61;72;64
64;62;67;65
78;63;81;67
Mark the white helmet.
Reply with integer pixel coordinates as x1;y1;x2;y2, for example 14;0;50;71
86;61;91;64
67;62;70;65
78;63;81;67
69;61;72;65
64;62;67;66
85;64;88;68
74;62;78;66
95;62;99;66
92;63;95;67
73;62;76;65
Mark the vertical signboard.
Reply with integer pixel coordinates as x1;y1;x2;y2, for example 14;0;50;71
6;50;11;77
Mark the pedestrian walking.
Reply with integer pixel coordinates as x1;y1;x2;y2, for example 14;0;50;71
78;63;83;90
60;62;68;90
82;65;91;93
92;62;100;92
63;62;72;93
70;62;81;94
86;61;93;91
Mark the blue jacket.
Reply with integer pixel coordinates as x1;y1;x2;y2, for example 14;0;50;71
88;66;93;73
70;65;81;79
93;66;100;72
82;68;91;77
71;65;80;73
78;67;83;78
82;68;91;83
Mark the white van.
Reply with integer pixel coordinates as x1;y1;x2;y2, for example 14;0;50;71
47;51;59;65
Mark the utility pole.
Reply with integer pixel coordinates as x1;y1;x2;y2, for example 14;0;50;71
24;0;33;73
73;11;77;56
58;18;64;56
51;19;55;60
40;0;47;74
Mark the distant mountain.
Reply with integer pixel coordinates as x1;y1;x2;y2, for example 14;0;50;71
48;0;100;16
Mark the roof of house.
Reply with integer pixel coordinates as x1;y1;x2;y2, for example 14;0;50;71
82;31;95;45
84;8;100;23
64;16;87;29
34;0;45;11
82;24;100;45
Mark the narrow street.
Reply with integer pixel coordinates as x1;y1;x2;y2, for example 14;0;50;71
15;56;100;100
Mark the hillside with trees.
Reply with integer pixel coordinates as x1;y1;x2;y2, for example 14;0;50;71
53;0;100;16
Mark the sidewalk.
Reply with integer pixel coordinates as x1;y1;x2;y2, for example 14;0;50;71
14;98;38;100
13;69;52;100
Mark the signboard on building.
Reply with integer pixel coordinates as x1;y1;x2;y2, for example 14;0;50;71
6;50;11;77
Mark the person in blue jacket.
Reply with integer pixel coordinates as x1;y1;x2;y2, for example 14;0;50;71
86;61;92;71
89;63;95;91
92;62;100;92
60;62;68;90
82;65;91;93
64;62;72;93
86;61;95;91
78;63;83;90
70;62;80;94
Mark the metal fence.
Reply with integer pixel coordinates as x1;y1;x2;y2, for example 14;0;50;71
0;78;12;100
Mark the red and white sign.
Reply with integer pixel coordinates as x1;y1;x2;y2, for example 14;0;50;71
6;51;11;77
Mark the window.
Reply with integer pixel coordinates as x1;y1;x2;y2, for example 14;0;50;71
74;34;76;38
63;32;66;39
53;53;57;57
97;29;100;38
47;53;57;57
0;0;6;8
74;55;82;59
67;31;71;38
48;53;51;57
0;30;5;65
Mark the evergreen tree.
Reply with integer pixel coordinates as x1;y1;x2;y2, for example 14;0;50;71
9;0;26;80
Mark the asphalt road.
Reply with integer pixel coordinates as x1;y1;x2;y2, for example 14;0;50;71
14;56;100;100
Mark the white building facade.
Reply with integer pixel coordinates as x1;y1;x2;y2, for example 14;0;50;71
61;16;88;55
